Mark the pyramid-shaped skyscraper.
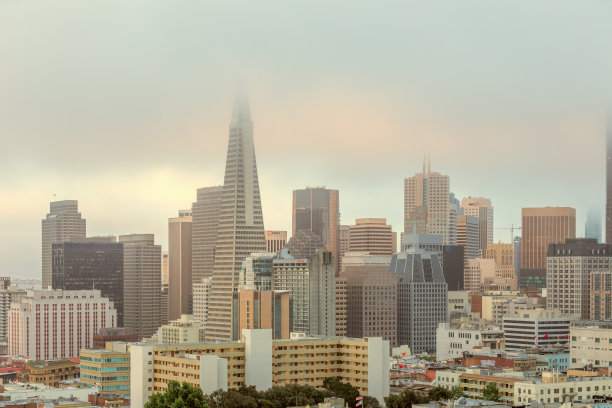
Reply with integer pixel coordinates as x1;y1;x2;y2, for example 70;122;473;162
205;94;266;341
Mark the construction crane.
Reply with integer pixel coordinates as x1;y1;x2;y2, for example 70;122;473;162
496;224;521;243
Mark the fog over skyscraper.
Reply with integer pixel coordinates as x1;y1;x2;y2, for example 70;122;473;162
607;119;612;244
205;94;266;341
585;209;602;242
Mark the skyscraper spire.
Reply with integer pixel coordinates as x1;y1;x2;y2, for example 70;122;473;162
205;94;266;341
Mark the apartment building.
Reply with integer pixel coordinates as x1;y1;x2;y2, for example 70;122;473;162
130;329;389;407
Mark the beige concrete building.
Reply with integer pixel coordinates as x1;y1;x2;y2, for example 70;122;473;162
168;210;193;321
514;372;612;405
461;197;494;253
348;218;395;256
152;314;205;343
119;234;163;340
436;323;504;361
206;97;267;341
130;329;390;407
570;326;612;368
335;276;347;337
404;157;452;244
485;242;517;290
521;207;576;290
464;258;496;293
448;290;469;320
265;230;287;253
80;342;130;398
42;200;86;289
231;290;291;339
161;251;169;289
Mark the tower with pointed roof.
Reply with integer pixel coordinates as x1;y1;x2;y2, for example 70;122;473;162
205;94;266;341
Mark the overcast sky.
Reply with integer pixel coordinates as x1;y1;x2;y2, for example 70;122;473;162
2;0;611;279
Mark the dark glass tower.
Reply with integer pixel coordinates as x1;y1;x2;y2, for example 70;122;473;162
52;240;124;326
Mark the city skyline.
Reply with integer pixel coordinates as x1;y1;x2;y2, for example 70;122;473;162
2;1;611;279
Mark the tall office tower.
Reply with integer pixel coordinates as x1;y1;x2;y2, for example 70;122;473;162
442;245;465;291
547;238;612;319
0;278;26;339
403;156;451;244
461;197;494;253
272;253;311;333
292;187;340;271
607;118;612;244
286;229;325;258
585;209;602;242
448;193;460;246
51;240;124;326
41;200;86;289
464;258;496;292
335;276;347;336
485;242;516;290
239;252;275;291
271;249;335;336
192;276;212;326
348;218;394;256
392;233;448;353
161;251;169;289
119;234;163;340
456;215;480;265
338;225;350;275
168;209;193;320
308;249;335;336
9;289;117;360
191;186;223;284
521;207;576;290
232;290;291;340
265;231;287;253
342;253;396;346
206;95;266;341
513;236;521;285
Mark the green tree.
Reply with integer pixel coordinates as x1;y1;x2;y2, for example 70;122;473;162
481;383;501;402
206;388;258;408
361;395;383;408
449;385;466;399
145;381;208;408
323;378;360;408
384;390;428;408
427;386;451;401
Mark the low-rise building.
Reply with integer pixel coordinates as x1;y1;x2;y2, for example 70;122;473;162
514;372;612;405
130;329;389;407
436;323;503;362
18;360;79;387
570;325;612;368
151;314;205;344
80;343;130;399
503;311;571;352
0;382;98;402
93;327;138;349
436;369;522;404
448;291;469;320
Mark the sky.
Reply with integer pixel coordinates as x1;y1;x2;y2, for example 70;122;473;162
1;0;611;279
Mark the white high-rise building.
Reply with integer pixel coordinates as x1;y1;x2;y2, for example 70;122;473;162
404;156;452;244
41;200;86;289
192;277;212;328
460;197;494;254
9;289;117;360
0;278;26;340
